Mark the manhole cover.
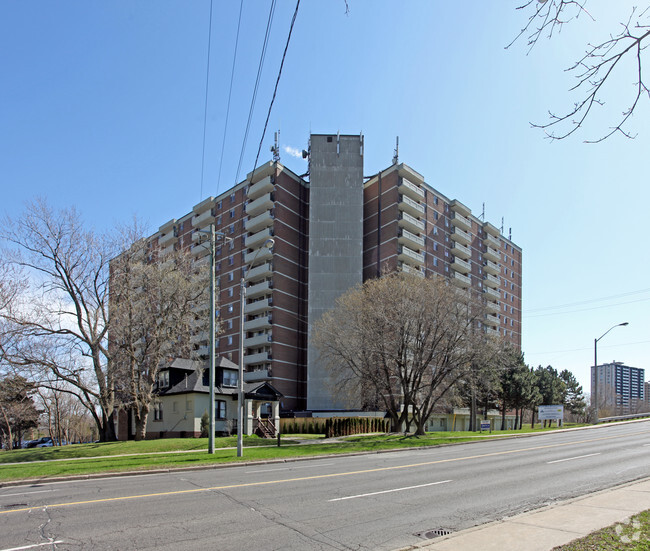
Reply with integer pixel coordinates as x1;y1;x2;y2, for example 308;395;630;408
417;529;453;539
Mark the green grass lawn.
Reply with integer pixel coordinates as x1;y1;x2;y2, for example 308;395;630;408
0;424;586;483
553;510;650;550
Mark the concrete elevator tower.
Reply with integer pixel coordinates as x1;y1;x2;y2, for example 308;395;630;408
306;133;364;410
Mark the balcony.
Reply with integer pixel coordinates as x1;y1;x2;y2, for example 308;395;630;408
244;246;273;266
485;300;500;313
245;227;274;250
193;255;210;268
158;231;177;248
245;192;274;217
398;245;425;267
450;199;471;218
244;332;272;349
451;212;472;232
450;241;471;260
247;262;273;281
195;345;210;358
243;369;270;382
244;297;272;316
159;218;177;235
451;256;471;274
244;210;274;233
400;263;425;278
484;246;499;262
398;212;425;234
485;313;499;327
398;228;425;250
483;222;500;237
452;271;471;289
450;227;472;246
398;178;425;201
247;176;274;200
398;194;425;217
484;233;500;249
192;209;215;228
486;327;499;336
244;351;271;366
484;286;500;299
484;273;500;288
484;259;499;275
246;279;272;299
244;315;272;332
191;242;210;258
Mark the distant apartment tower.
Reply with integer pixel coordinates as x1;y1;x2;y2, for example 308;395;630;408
150;133;522;412
591;362;645;415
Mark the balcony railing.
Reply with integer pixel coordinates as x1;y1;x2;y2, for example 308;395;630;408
246;279;272;299
246;262;273;281
452;271;471;288
244;246;273;266
398;228;425;249
484;273;500;288
398;194;425;217
192;209;215;228
190;242;210;258
158;231;178;248
485;300;500;313
244;332;272;349
484;233;500;248
484;259;499;275
451;241;471;259
398;178;425;200
485;313;499;327
244;210;274;233
451;256;471;274
398;245;425;266
245;192;274;217
243;369;271;382
400;263;425;278
450;199;471;217
245;227;273;249
244;351;271;366
484;286;500;299
484;246;499;262
247;176;274;201
451;212;472;231
244;315;272;332
398;212;425;234
244;297;272;316
450;227;472;246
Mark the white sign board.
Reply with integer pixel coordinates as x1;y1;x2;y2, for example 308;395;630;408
480;420;491;431
538;405;564;421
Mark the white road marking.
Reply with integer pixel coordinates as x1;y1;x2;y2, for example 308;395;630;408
547;453;601;464
329;480;452;502
0;490;54;498
0;542;64;551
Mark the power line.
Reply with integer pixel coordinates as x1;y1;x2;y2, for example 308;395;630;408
234;0;277;185
216;0;244;197
199;0;214;200
523;296;650;319
250;0;301;180
523;287;650;314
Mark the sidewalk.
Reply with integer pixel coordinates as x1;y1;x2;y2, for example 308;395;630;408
400;477;650;551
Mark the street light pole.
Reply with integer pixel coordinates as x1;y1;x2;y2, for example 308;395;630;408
593;322;629;424
237;238;275;458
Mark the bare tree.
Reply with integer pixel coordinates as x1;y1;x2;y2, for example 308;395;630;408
109;234;207;440
0;374;41;450
0;200;120;441
510;1;650;141
313;273;486;435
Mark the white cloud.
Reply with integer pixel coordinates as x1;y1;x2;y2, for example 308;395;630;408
283;145;303;159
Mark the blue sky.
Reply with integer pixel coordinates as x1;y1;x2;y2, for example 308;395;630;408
2;1;648;393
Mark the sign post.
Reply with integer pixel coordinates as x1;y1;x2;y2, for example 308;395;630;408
538;405;564;427
480;420;491;433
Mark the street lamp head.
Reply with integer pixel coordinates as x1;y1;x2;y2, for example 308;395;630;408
620;322;629;327
262;238;275;249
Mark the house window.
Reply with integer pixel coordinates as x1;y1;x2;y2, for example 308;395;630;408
227;305;234;313
229;256;234;265
217;200;222;209
228;272;234;282
222;370;237;387
230;209;235;219
230;192;236;203
229;224;235;234
434;212;438;221
216;400;227;419
216;215;221;225
157;370;169;389
185;399;192;411
227;335;233;345
227;288;234;297
227;319;233;329
153;402;163;421
172;401;178;413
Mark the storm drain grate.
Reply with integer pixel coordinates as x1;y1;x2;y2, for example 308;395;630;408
417;529;453;539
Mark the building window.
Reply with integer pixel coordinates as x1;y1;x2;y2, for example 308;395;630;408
185;399;192;411
153;402;163;421
434;196;439;205
229;256;234;265
433;258;438;267
230;209;235;219
216;215;221;225
229;224;235;234
230;192;236;203
222;370;237;387
227;319;233;329
157;370;169;389
434;242;438;251
229;239;235;250
228;304;234;313
227;288;234;298
434;212;438;221
228;272;234;281
216;400;227;419
227;335;233;346
217;200;222;209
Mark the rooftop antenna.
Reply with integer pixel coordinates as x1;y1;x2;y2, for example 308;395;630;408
392;136;399;165
479;202;485;221
500;217;504;234
270;130;280;162
509;227;512;240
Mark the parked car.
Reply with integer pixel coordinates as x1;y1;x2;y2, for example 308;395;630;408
26;437;53;448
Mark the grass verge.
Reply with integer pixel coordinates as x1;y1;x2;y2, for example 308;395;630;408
0;424;585;483
553;510;650;550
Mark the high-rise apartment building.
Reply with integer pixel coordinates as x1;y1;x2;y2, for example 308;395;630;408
591;362;645;415
151;133;522;412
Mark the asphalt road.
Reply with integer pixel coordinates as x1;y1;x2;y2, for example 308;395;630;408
1;421;649;551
